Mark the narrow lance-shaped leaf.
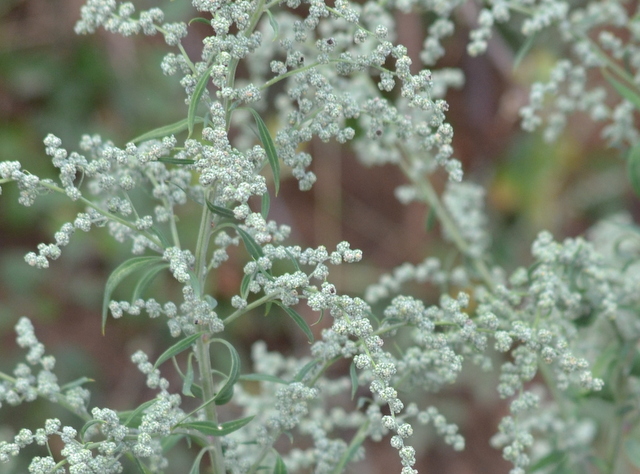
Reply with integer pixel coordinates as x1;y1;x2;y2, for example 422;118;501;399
293;359;318;383
131;263;169;303
188;447;213;474
603;68;640;111
349;360;358;400
188;65;214;138
274;452;288;474
233;224;264;259
627;142;640;197
275;302;313;343
261;191;270;220
248;108;280;195
120;398;159;428
182;353;195;397
265;9;279;41
239;373;290;384
240;272;253;299
131;117;204;143
211;338;241;405
102;256;165;334
153;332;204;370
206;199;237;220
179;415;255;436
157;157;196;165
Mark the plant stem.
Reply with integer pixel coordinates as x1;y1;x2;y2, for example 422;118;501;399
195;336;226;473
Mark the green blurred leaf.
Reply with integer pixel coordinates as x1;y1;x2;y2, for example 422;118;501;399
120;398;159;428
188;65;213;138
179;415;255;436
102;256;165;334
528;450;566;472
627;142;640;197
153;332;204;370
349;361;358;400
131;117;204;143
625;438;640;468
293;359;318;382
157;157;196;165
274;452;288;474
261;192;270;220
265;9;279;41
234;225;264;259
131;263;169;303
206;200;236;220
211;338;241;405
603;68;640;111
275;302;313;343
240;272;252;299
248;108;280;195
182;354;196;397
239;373;289;384
189;17;211;26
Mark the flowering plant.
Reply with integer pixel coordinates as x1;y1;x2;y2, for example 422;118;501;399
2;0;640;473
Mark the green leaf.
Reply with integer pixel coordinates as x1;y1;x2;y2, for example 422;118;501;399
234;225;264;259
627;142;640;197
248;108;280;195
512;33;536;71
153;332;204;370
285;248;301;272
211;338;241;405
273;452;288;474
188;447;212;474
102;256;165;334
425;207;437;231
189;17;211;26
120;398;160;428
149;226;171;249
131;456;153;474
293;359;318;382
528;450;566;472
188;65;214;138
276;303;313;343
239;373;289;384
157;157;196;165
265;9;279;41
182;354;195;397
261;192;270;220
603;68;640;111
131;117;204;143
240;273;252;299
60;376;93;391
161;434;184;452
189;383;204;400
131;263;169;303
80;419;103;441
349;360;358;400
179;415;255;436
626;438;640;468
206;200;237;220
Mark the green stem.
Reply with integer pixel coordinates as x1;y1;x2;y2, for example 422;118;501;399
195;335;226;473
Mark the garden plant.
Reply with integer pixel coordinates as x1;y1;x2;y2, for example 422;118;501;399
2;0;640;473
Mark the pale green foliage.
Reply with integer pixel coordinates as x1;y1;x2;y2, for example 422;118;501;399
2;0;640;473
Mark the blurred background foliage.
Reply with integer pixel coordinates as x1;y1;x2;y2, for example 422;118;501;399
0;1;636;473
